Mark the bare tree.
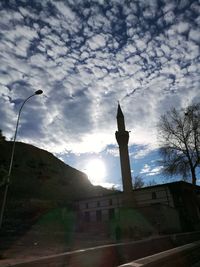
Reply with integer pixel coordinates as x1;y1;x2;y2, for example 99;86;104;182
158;103;200;185
146;179;157;186
133;175;144;189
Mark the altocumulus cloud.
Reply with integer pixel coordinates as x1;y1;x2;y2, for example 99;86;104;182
0;0;199;157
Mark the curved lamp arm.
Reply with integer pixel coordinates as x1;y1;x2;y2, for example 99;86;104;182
8;90;43;179
0;90;43;228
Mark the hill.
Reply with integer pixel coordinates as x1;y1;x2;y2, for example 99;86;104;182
0;141;110;231
0;141;95;201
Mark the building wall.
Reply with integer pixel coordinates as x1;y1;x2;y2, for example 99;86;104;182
76;182;200;234
169;183;200;231
134;186;174;208
78;195;122;223
78;186;174;221
77;185;175;224
138;204;181;234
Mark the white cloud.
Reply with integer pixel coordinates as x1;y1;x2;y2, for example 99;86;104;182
131;145;155;159
97;182;120;189
147;166;163;176
87;34;107;50
189;29;200;43
140;164;163;176
54;2;76;21
141;164;151;174
106;147;119;157
164;11;175;24
0;0;199;159
176;22;190;34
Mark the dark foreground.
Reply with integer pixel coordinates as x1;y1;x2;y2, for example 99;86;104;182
0;231;200;267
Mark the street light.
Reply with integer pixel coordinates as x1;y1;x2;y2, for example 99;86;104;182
0;90;43;228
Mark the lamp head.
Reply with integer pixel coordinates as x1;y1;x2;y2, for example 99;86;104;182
35;90;43;95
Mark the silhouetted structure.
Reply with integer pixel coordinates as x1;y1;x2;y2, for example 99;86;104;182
115;104;133;194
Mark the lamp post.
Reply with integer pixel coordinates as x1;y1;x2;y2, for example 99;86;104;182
0;90;43;229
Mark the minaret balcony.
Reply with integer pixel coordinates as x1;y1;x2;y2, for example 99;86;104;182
115;131;129;146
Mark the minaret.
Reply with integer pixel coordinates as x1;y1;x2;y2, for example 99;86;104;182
115;103;133;194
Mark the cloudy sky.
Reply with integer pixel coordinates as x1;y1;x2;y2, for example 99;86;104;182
0;0;200;189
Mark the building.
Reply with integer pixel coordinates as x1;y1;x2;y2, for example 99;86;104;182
76;105;200;236
77;181;200;235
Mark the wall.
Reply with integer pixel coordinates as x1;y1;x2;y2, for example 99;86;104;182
78;194;122;223
77;184;175;225
134;186;174;207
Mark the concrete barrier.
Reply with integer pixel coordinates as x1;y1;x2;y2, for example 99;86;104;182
118;241;200;267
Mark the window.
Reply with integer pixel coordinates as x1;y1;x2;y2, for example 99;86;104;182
152;192;157;199
85;211;90;222
109;208;115;220
96;210;102;222
109;199;113;206
85;203;88;209
97;201;100;207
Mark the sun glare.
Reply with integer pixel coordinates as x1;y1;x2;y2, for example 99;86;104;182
85;159;106;185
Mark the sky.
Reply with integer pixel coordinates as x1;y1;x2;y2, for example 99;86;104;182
0;0;200;189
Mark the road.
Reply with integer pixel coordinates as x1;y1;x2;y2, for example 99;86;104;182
0;232;200;267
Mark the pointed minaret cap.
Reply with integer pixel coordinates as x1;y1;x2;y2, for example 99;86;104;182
117;102;124;118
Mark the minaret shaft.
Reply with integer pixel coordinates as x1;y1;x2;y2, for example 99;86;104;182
115;104;133;193
118;144;133;193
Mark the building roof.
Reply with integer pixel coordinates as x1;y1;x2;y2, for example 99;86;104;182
76;181;200;202
133;180;200;192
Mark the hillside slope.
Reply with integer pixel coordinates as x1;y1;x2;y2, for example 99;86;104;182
0;141;111;203
0;141;111;234
0;141;97;203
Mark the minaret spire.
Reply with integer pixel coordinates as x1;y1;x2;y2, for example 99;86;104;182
117;103;125;131
115;104;133;194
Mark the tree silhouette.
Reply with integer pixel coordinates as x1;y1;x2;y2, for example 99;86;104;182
158;103;200;185
146;179;157;186
133;175;144;189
